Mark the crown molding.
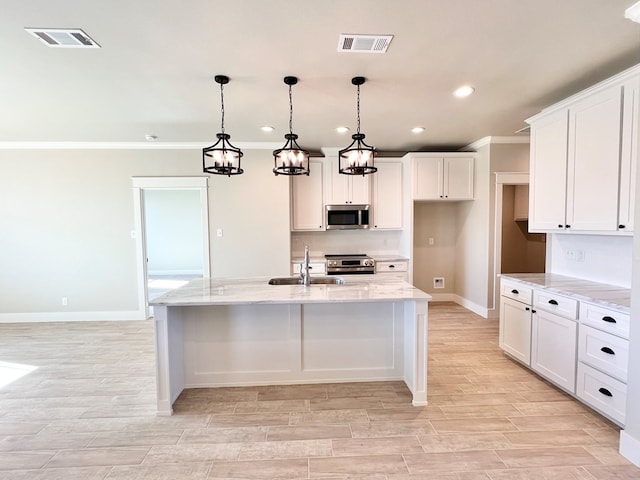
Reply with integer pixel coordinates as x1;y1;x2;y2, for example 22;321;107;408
0;141;282;150
462;136;530;151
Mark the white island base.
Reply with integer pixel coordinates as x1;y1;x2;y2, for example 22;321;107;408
151;278;430;415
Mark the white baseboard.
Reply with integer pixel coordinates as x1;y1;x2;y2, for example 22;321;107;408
428;293;455;302
453;295;489;318
0;309;147;323
620;430;640;467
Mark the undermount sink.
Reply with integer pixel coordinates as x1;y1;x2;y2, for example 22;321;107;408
268;276;345;285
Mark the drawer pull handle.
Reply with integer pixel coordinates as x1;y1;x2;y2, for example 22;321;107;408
388;265;395;268
602;316;617;324
525;307;530;311
598;387;613;397
600;347;615;355
548;299;559;306
511;289;519;294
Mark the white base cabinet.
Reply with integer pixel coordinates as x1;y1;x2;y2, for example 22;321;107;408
499;276;629;427
499;296;532;365
531;309;577;393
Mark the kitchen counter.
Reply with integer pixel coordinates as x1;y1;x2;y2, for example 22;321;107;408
499;273;630;313
151;276;431;415
150;275;428;306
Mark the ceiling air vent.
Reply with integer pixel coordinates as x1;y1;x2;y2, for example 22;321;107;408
338;34;393;53
25;28;100;48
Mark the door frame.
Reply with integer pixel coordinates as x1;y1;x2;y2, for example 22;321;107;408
493;172;529;315
132;177;210;319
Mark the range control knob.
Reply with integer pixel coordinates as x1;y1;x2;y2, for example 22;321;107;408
363;259;374;267
327;260;336;267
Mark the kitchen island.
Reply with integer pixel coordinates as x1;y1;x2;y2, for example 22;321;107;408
150;276;431;415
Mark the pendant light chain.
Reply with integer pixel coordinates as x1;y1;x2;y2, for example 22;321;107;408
356;83;361;135
219;82;226;135
288;83;294;134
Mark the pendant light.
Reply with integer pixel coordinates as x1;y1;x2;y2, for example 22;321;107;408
202;75;244;176
338;76;376;176
273;76;310;176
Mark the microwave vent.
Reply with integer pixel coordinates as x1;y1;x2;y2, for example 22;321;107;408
338;34;393;53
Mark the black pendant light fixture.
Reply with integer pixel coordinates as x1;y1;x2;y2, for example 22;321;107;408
202;75;244;176
273;76;310;176
338;76;376;176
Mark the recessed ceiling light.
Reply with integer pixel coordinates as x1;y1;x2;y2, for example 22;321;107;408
454;85;475;98
260;125;275;132
411;127;425;134
336;126;350;134
145;134;158;141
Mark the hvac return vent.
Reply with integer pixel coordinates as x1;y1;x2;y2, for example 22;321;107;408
25;28;100;48
338;34;393;53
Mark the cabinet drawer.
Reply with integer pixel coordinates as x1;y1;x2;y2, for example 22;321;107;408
576;362;626;425
578;325;629;382
500;279;532;305
292;262;326;276
579;302;630;339
533;290;578;319
376;261;407;273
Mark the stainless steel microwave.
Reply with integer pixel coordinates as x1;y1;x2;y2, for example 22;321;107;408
325;204;370;230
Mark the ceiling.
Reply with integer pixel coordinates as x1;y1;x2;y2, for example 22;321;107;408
2;0;640;153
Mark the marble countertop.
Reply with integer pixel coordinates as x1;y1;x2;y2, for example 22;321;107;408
150;275;431;307
500;273;631;313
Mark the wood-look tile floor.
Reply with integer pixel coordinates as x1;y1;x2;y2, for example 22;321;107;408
0;302;638;479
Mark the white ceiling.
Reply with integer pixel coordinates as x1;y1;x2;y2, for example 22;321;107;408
2;0;640;152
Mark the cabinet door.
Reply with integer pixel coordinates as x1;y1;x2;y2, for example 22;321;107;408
372;161;403;229
529;109;569;231
566;86;622;232
619;78;639;232
349;175;371;205
499;297;532;365
413;157;443;200
291;158;324;231
444;157;474;200
326;157;370;204
531;309;577;393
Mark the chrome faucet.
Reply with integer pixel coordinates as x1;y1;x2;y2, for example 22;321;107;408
300;245;311;286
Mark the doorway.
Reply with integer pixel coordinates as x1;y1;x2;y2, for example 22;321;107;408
492;172;546;313
132;177;210;319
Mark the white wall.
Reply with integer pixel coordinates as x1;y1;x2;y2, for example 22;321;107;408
291;230;405;260
144;189;203;275
548;234;632;287
0;147;290;320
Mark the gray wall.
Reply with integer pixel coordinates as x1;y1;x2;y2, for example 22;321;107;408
0;148;290;317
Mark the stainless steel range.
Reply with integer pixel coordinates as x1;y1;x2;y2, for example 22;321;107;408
325;254;375;275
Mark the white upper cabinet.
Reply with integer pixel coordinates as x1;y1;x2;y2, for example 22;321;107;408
619;77;639;232
566;87;622;232
372;160;403;230
325;156;371;205
529;109;569;231
411;155;474;200
291;158;324;231
528;66;639;235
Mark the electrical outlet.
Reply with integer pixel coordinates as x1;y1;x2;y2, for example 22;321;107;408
433;277;445;288
216;228;223;237
428;237;434;246
61;297;68;306
565;249;577;261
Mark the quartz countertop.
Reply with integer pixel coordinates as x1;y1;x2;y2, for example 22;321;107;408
150;275;431;307
500;273;631;313
371;255;410;263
